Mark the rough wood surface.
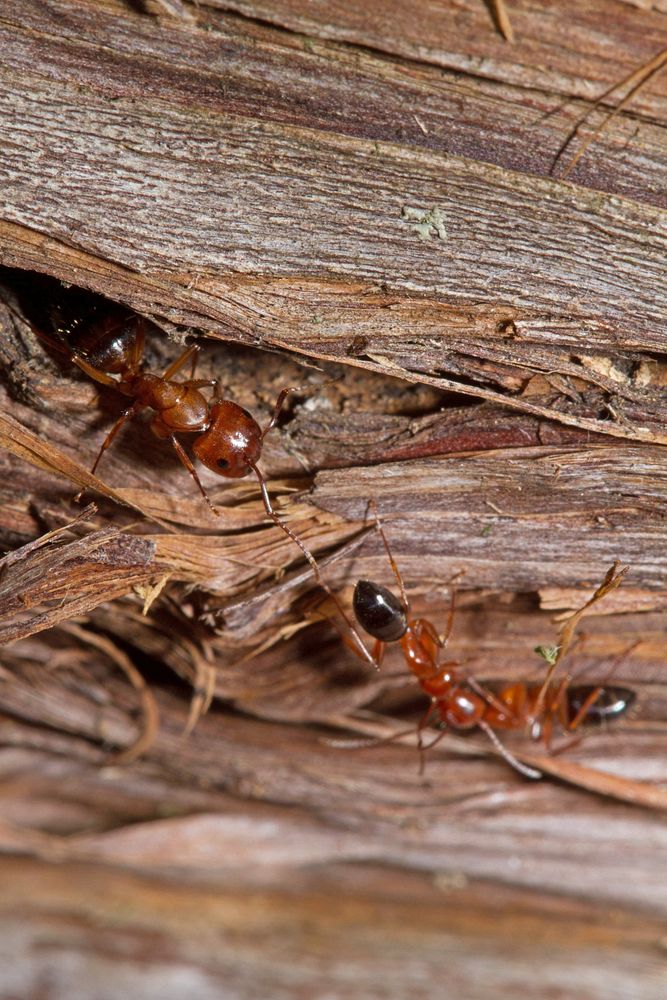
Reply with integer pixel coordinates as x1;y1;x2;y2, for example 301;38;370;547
1;3;666;444
1;1;667;997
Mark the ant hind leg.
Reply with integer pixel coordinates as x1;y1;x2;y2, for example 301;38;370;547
161;344;200;381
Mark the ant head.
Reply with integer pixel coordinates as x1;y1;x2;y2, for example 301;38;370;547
566;685;636;725
193;399;263;479
353;580;408;642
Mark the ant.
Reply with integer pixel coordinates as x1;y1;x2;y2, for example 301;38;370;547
22;289;377;664
338;502;635;777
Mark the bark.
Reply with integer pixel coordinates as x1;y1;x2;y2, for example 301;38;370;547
1;2;667;997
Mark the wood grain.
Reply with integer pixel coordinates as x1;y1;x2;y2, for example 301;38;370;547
2;1;666;454
1;2;667;996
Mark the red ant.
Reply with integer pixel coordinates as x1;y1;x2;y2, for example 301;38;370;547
338;503;634;777
26;295;376;662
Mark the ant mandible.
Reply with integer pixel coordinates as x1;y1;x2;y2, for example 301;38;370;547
340;502;635;777
30;298;376;663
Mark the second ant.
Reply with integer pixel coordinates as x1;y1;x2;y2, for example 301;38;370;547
23;284;375;661
331;502;635;777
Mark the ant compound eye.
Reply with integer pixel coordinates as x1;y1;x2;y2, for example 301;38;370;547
217;458;229;469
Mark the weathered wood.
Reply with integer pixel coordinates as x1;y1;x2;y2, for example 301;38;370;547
207;0;667;113
4;0;667;206
1;2;667;996
1;652;666;906
1;1;666;452
2;855;666;1000
312;444;667;590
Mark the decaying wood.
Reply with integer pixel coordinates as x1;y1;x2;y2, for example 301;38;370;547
1;646;666;893
1;0;667;996
2;853;667;1000
2;0;666;457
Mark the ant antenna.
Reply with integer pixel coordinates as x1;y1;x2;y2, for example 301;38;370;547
368;498;410;612
250;463;378;670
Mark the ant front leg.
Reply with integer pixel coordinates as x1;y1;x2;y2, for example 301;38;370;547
74;399;144;501
262;385;307;441
168;435;219;515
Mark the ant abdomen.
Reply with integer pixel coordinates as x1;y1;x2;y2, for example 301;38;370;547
71;311;146;375
192;399;263;478
567;684;636;725
353;580;408;642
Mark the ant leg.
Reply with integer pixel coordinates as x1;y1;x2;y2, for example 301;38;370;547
319;603;384;668
73;400;144;501
408;591;457;653
168;435;219;515
566;685;605;733
187;379;217;390
466;675;523;722
250;462;378;670
261;385;308;441
550;733;585;757
562;638;642;736
338;629;385;668
161;344;200;381
419;724;450;775
72;354;121;387
371;639;385;666
356;638;385;667
439;589;457;648
368;498;410;613
542;712;554;753
416;701;437;775
25;323;75;360
478;722;542;779
126;319;146;372
411;711;542;779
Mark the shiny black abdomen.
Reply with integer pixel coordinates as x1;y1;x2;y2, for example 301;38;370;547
353;580;408;642
566;684;636;725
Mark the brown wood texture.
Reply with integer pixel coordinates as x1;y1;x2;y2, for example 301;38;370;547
1;1;667;998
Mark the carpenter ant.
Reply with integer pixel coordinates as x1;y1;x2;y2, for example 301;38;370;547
28;300;283;516
341;502;634;776
19;284;376;663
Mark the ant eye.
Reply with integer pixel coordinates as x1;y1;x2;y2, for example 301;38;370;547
217;458;229;469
